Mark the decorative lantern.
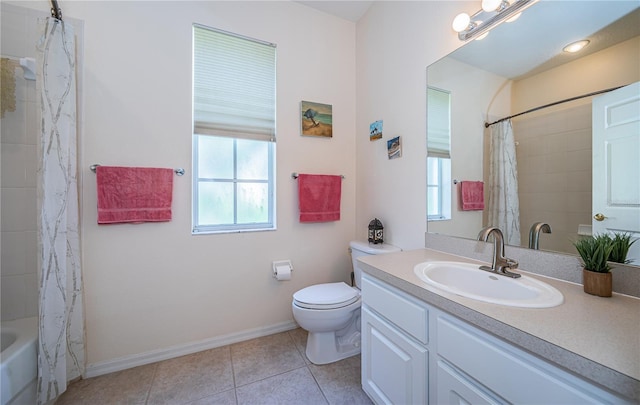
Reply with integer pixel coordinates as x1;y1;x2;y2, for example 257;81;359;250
368;218;384;244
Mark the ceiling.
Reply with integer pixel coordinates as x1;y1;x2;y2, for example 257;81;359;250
295;1;374;22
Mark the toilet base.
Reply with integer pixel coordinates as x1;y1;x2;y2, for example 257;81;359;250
305;329;361;365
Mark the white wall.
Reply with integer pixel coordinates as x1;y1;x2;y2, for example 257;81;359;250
11;0;358;367
355;1;475;250
3;0;499;370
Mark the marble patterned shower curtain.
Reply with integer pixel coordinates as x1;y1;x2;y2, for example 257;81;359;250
487;119;521;246
36;16;84;404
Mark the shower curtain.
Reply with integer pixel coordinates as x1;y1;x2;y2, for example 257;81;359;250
487;119;521;246
36;16;84;404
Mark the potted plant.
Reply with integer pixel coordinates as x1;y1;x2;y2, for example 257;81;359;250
573;233;637;297
573;234;614;297
608;232;637;264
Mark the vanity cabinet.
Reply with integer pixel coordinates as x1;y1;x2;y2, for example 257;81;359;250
361;273;630;405
361;275;429;404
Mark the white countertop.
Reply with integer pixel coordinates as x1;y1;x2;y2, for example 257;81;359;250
358;248;640;401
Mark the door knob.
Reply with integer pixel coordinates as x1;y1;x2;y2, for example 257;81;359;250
593;213;607;221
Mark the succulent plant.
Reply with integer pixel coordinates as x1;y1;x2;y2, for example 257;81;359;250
573;234;614;273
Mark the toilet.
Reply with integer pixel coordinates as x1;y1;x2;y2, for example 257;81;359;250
292;240;401;364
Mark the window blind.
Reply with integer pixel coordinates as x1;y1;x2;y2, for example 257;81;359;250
193;25;276;142
427;87;451;159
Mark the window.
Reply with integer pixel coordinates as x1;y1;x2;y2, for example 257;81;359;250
427;87;452;221
192;25;276;233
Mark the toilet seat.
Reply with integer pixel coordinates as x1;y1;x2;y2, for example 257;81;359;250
293;282;359;310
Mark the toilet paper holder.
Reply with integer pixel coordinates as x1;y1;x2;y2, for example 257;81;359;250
272;260;293;280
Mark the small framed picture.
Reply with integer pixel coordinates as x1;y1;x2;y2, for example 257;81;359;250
387;136;401;159
301;101;332;137
370;120;383;141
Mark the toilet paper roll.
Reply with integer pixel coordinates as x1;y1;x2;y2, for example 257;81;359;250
274;265;292;281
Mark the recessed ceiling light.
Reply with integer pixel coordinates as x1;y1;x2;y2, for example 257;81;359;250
563;40;590;53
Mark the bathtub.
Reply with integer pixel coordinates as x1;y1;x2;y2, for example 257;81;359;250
1;317;37;405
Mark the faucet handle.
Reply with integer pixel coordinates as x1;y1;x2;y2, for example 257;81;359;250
505;258;519;269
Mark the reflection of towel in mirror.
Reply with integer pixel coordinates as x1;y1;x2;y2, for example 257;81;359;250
96;166;174;224
460;181;484;211
298;174;342;223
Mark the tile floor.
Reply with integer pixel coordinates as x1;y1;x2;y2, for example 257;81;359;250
56;328;373;405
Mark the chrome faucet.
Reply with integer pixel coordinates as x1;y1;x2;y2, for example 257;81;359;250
528;222;552;250
477;226;521;278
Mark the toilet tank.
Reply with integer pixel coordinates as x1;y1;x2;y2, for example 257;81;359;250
349;240;401;289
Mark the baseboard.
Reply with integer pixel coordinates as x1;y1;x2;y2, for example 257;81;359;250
84;320;299;378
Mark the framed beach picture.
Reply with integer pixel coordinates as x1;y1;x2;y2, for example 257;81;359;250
370;120;383;141
301;101;332;137
387;136;401;159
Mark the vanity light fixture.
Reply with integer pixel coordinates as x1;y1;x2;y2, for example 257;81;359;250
563;39;590;53
452;0;538;41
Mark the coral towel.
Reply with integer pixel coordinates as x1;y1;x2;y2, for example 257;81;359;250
96;166;174;224
298;174;342;223
460;181;485;211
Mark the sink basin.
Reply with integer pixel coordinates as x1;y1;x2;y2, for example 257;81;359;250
413;261;563;308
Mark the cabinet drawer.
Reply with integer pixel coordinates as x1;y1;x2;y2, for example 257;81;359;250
436;360;504;405
437;315;627;404
361;274;428;344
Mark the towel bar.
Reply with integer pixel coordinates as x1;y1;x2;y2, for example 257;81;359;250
291;172;344;179
90;164;185;176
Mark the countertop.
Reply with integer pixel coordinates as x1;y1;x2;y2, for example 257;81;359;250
358;248;640;401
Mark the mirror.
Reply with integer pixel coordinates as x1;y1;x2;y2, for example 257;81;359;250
427;1;640;265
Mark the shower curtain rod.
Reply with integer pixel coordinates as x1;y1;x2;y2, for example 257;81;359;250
50;0;62;21
484;85;626;128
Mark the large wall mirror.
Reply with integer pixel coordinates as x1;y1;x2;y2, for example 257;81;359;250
427;1;640;265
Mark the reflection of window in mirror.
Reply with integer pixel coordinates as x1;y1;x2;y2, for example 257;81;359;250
427;87;452;221
427;157;451;220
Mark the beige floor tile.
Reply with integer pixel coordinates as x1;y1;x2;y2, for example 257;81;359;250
231;331;305;386
236;367;327;405
146;346;234;405
287;328;311;364
185;388;237;405
56;363;157;405
309;355;373;405
55;330;370;405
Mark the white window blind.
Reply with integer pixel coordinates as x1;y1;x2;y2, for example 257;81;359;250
427;87;451;159
193;25;276;142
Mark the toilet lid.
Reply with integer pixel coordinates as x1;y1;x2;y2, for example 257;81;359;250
293;282;360;310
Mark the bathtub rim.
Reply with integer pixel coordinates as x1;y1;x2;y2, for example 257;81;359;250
1;316;38;405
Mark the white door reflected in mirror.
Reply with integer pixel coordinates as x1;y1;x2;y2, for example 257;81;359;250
592;81;640;263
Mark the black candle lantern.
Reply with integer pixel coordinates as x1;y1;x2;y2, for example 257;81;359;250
368;218;384;244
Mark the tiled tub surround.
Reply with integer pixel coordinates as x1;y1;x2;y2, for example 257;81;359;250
358;246;640;402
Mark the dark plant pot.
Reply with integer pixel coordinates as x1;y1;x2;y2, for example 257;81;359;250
582;268;612;297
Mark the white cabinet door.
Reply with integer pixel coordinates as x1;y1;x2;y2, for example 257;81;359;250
361;307;428;405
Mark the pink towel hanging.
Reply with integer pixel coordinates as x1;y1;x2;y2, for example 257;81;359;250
96;166;174;224
460;181;484;211
297;174;342;223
